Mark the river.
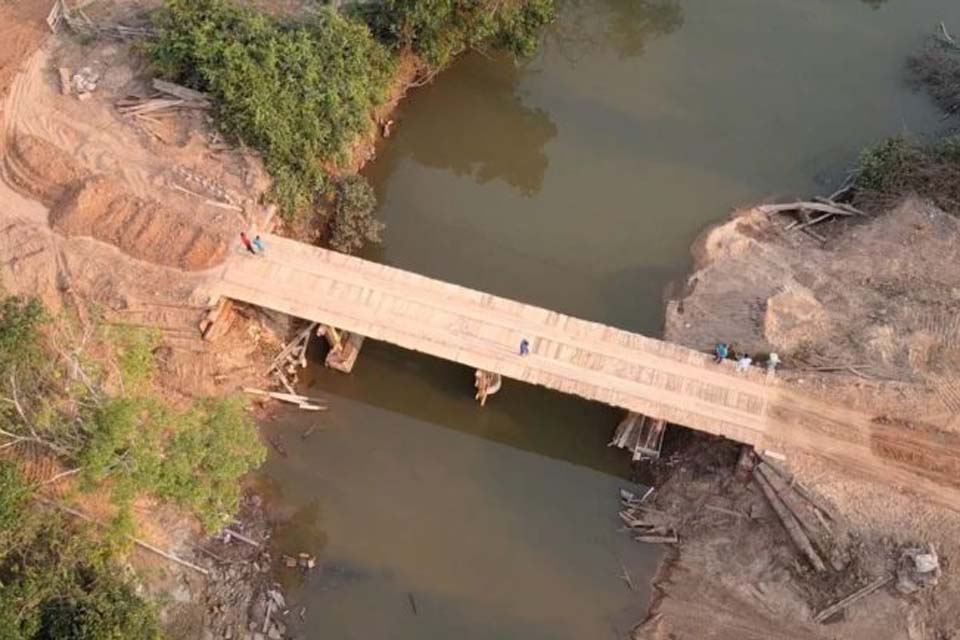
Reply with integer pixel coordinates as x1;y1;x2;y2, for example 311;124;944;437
259;1;960;638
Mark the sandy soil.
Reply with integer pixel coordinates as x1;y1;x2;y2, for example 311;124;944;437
634;199;960;640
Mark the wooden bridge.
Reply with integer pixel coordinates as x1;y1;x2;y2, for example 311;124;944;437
202;233;960;509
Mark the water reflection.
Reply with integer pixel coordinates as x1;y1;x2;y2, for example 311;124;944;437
377;54;557;196
548;0;683;62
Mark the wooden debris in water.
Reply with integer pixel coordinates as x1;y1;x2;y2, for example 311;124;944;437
243;388;326;411
222;527;261;548
617;488;678;545
267;322;317;383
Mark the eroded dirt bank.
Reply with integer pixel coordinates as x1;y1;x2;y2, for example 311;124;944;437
633;199;960;640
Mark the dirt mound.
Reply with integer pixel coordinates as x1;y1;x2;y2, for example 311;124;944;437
51;175;228;271
666;199;960;408
763;287;829;352
4;133;87;206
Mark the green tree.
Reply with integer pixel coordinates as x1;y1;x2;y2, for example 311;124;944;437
151;0;394;221
0;464;162;640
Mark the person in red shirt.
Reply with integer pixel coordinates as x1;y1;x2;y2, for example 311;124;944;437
239;231;256;255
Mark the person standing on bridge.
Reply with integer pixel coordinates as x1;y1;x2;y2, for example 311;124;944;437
714;342;729;364
736;354;753;373
766;352;781;374
252;234;266;256
519;338;530;356
239;231;256;256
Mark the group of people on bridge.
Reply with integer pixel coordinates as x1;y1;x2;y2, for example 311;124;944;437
240;232;266;256
714;342;779;375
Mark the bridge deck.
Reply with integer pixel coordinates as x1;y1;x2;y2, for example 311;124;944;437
204;233;960;510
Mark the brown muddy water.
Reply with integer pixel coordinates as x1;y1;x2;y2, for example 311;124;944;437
260;1;960;638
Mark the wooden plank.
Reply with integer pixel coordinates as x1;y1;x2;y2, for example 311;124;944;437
754;469;826;572
152;78;211;105
813;575;892;623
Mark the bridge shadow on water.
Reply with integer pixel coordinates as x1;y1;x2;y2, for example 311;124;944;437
297;339;632;478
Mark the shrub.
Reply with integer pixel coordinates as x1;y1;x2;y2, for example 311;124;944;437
329;175;384;254
0;465;162;640
0;296;46;399
365;0;556;70
80;395;265;533
151;0;394;220
155;396;266;532
854;135;960;214
0;461;32;538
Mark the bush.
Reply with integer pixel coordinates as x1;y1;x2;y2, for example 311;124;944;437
329;175;384;254
0;461;32;539
80;395;265;533
855;137;914;191
151;0;395;219
0;465;162;640
0;296;45;377
156;396;266;532
365;0;556;70
854;135;960;214
103;325;161;394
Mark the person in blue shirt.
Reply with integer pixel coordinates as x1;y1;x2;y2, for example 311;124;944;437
519;339;530;356
713;342;729;364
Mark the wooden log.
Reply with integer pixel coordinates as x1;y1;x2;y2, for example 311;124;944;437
813;575;892;623
152;78;211;105
756;463;825;542
243;388;326;409
759;201;861;218
222;527;260;548
59;67;72;95
267;323;317;374
634;533;678;544
757;455;836;522
37;498;209;575
753;469;826;571
811;197;864;216
793;213;833;231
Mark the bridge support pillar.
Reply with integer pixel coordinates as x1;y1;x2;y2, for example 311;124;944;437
609;412;667;461
319;325;365;373
199;297;237;342
474;370;502;406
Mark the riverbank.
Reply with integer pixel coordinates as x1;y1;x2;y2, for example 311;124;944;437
632;195;960;639
0;2;539;638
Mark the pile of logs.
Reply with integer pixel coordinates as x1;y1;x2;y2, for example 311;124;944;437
48;0;156;40
266;322;318;396
759;198;865;242
618;487;678;544
751;456;838;572
116;79;212;119
609;413;666;461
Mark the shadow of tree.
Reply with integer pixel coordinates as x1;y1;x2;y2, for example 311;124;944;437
374;52;557;196
547;0;684;62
